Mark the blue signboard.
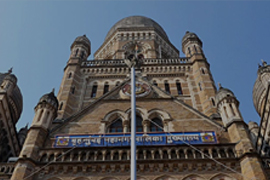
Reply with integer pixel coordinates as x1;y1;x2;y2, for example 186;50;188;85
54;132;217;148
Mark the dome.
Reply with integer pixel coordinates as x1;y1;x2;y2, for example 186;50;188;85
182;31;202;46
216;86;236;104
105;16;169;41
4;74;17;84
253;76;265;116
71;35;91;53
0;72;23;124
39;90;59;109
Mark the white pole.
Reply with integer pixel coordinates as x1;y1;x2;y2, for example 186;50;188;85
131;66;137;180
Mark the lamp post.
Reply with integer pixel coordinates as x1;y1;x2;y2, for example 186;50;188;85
124;49;142;180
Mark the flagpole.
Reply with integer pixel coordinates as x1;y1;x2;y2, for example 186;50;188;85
131;65;136;180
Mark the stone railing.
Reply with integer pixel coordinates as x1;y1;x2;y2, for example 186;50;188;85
38;144;237;163
35;144;240;177
81;58;190;67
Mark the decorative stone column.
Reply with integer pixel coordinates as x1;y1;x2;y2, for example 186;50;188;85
123;119;129;133
142;119;150;133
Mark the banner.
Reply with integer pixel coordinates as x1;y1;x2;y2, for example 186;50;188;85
54;132;217;148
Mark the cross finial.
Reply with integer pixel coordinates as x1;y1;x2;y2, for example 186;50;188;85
218;82;222;89
261;59;267;67
8;67;13;74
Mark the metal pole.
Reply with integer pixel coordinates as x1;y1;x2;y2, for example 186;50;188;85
131;66;136;180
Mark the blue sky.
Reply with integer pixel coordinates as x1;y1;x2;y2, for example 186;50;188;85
0;1;269;129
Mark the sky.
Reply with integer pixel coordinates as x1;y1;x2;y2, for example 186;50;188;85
0;1;269;130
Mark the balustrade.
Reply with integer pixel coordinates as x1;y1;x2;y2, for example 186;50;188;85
39;145;237;163
81;58;190;67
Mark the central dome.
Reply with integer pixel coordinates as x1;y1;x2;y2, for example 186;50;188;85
105;16;168;41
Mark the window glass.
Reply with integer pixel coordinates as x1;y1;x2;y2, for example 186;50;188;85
176;82;182;95
108;119;123;133
150;118;163;132
136;116;143;132
91;85;98;98
165;82;170;93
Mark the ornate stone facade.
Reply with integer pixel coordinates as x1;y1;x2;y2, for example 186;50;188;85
1;16;269;180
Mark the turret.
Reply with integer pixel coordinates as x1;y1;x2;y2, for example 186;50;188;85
182;31;204;59
182;32;217;116
32;89;58;130
57;35;91;120
216;84;268;179
11;90;58;180
18;124;28;147
216;84;242;127
70;35;91;60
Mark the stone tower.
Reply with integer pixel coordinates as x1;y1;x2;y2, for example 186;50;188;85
11;90;58;180
56;35;91;120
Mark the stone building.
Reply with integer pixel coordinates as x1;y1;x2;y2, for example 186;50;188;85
0;69;28;178
1;16;270;180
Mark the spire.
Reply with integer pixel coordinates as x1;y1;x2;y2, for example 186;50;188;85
261;59;267;67
218;82;222;89
52;88;55;94
8;67;13;74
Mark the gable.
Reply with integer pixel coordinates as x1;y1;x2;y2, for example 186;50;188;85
49;76;224;139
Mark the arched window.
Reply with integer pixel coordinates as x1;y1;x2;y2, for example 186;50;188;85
176;80;183;95
198;82;202;91
75;49;79;57
194;45;198;53
201;68;205;74
150;118;163;132
68;72;72;79
229;104;235;116
211;98;216;106
80;51;85;59
37;109;44;122
164;81;170;94
153;80;158;86
136;115;143;132
108;119;123;133
71;86;75;94
103;82;109;94
59;102;63;110
223;106;228;118
91;83;98;98
115;81;120;86
188;47;191;56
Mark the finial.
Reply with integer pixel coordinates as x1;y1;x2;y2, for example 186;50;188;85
218;82;222;89
52;88;55;94
25;123;29;128
261;59;267;67
258;63;262;68
8;67;13;74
